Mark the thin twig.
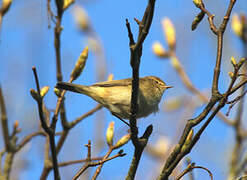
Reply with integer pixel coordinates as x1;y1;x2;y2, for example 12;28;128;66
40;135;52;180
126;19;135;46
161;58;243;179
58;157;103;167
32;67;60;180
169;53;234;126
50;78;72;130
185;158;194;180
72;140;92;180
16;131;47;152
163;64;242;178
227;90;247;105
54;1;64;82
73;151;125;180
212;0;236;94
55;130;69;154
198;4;217;35
0;86;11;151
229;78;247;95
176;163;213;180
228;30;247;179
41;103;103;178
55;104;102;154
226;90;247;116
91;147;113;180
32;67;50;133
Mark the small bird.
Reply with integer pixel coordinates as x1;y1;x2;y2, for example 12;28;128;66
56;76;172;121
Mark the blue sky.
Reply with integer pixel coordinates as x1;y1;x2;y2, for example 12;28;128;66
0;0;247;179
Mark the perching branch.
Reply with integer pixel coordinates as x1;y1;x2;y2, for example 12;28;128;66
125;0;156;179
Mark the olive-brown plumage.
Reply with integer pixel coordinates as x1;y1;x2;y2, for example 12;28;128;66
56;76;172;119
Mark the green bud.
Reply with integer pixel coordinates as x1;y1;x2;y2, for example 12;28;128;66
114;134;130;149
63;0;75;10
228;72;234;79
70;46;89;80
54;88;62;97
182;129;194;152
1;0;12;15
231;56;237;67
73;6;90;32
152;41;169;58
30;89;39;101
238;58;246;68
40;86;49;98
193;0;203;8
191;11;205;31
185;129;194;146
231;14;243;38
106;121;115;147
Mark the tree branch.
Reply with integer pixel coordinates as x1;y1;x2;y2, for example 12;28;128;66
0;86;11;151
125;0;156;179
32;67;60;180
158;1;238;179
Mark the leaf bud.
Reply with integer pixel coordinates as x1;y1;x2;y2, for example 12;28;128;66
114;134;131;149
63;0;75;10
40;86;49;98
73;5;90;31
54;88;62;97
228;72;234;78
231;56;237;67
70;46;89;80
231;14;243;38
30;89;39;101
162;18;176;50
152;41;169;58
193;0;203;8
106;121;115;147
1;0;12;15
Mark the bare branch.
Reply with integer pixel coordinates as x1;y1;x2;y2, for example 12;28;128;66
32;67;60;180
73;152;125;180
0;86;11;151
176;163;213;180
158;1;238;178
125;1;156;179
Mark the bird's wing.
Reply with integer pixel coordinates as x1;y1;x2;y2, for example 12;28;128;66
92;78;132;87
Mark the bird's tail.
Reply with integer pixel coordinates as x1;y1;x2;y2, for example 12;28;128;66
56;82;89;94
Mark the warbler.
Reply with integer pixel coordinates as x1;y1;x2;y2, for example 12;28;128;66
56;76;172;120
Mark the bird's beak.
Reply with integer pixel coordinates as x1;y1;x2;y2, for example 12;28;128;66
165;85;173;89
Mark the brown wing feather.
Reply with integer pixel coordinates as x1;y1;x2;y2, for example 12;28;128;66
92;78;132;87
